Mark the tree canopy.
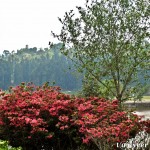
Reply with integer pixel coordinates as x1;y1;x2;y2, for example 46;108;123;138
52;0;150;102
0;44;82;90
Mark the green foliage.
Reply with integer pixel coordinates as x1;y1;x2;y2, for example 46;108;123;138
0;44;82;91
81;73;119;99
81;74;101;97
0;140;22;150
133;85;150;101
52;0;150;102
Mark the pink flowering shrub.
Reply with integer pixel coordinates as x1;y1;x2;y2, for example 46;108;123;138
72;97;148;149
0;83;149;150
0;83;89;150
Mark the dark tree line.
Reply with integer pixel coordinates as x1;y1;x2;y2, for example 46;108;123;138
0;43;82;90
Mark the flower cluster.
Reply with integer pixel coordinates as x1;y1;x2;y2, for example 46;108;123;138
0;83;149;150
72;97;146;145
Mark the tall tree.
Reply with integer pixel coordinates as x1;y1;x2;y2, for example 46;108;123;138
0;44;82;91
52;0;150;103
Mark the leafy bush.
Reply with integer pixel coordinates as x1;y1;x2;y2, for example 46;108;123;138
0;83;90;150
0;83;149;150
0;140;22;150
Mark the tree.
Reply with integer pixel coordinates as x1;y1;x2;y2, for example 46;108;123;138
0;44;82;91
52;0;150;103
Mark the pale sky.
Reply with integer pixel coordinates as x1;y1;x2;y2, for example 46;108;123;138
0;0;84;53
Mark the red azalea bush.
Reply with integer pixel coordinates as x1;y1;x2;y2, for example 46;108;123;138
0;83;149;150
0;83;84;150
72;98;149;149
0;83;90;150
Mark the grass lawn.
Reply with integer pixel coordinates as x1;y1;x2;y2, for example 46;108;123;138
126;96;150;102
62;90;150;102
142;96;150;101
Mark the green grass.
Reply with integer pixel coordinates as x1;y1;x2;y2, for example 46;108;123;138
142;96;150;101
62;90;150;102
127;96;150;102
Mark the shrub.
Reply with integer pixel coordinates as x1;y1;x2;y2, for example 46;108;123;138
0;83;92;150
72;98;150;149
0;83;149;150
0;140;22;150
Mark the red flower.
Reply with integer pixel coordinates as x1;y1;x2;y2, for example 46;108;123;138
0;83;148;149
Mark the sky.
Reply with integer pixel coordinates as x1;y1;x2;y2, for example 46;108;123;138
0;0;84;53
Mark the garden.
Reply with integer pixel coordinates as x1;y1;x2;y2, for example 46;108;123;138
0;83;149;150
0;0;149;149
